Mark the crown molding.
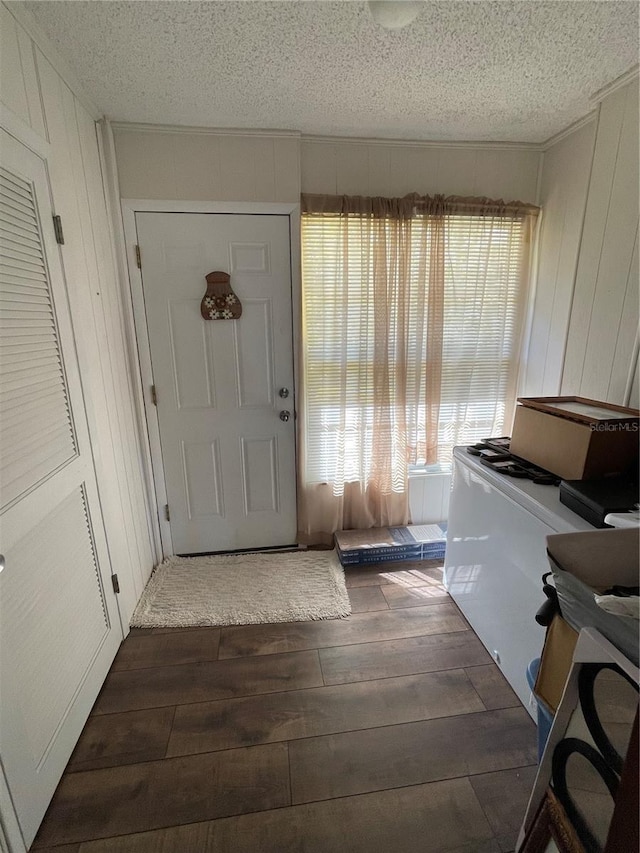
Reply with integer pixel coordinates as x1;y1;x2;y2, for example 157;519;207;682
590;65;639;104
3;1;100;120
301;133;542;151
541;110;598;150
112;123;541;149
110;121;301;139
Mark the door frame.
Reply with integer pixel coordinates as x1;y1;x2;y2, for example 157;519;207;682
121;199;301;558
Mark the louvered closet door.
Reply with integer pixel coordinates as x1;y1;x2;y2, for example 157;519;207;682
0;129;122;848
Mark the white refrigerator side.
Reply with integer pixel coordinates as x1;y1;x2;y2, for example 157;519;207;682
443;449;592;716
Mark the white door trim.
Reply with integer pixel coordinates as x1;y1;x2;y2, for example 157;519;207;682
121;199;301;558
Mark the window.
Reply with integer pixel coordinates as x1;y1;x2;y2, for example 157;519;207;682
301;207;531;487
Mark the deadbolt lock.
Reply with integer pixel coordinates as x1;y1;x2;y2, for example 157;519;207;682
279;387;290;398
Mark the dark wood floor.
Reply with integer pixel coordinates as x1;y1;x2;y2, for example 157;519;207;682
33;559;537;853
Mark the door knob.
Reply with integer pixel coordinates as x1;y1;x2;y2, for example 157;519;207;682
279;387;289;399
279;410;291;422
0;554;4;574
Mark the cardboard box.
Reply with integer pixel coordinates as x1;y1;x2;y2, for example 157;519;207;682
534;615;578;713
510;396;639;480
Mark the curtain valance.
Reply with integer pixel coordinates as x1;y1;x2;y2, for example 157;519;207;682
301;192;540;219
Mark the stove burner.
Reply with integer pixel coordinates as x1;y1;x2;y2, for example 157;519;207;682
467;438;560;485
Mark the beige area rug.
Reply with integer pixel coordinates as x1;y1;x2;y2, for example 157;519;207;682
131;550;352;628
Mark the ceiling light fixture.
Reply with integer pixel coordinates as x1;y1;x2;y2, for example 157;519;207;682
367;1;422;30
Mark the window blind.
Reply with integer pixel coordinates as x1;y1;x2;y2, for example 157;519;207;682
432;213;526;459
301;210;528;485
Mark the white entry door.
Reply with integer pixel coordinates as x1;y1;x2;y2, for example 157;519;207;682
135;213;297;554
0;131;122;847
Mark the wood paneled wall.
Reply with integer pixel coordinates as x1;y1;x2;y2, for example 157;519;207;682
0;5;46;137
522;118;597;396
1;3;155;621
522;77;639;409
113;129;541;206
113;127;300;202
300;138;541;202
562;79;639;405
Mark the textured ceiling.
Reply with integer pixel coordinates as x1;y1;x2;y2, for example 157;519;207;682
21;0;639;142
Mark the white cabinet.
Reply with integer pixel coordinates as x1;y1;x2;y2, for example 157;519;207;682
443;448;593;717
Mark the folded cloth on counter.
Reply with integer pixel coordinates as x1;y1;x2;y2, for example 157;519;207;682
594;594;640;619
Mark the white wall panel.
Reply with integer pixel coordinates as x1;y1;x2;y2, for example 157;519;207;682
301;139;338;195
273;137;300;202
0;3;45;135
222;136;272;201
114;128;539;204
562;79;640;403
74;102;155;598
114;128;301;202
608;228;639;403
170;133;222;200
334;142;370;196
408;473;451;524
112;129;179;199
300;139;540;201
522;119;597;396
34;52;153;622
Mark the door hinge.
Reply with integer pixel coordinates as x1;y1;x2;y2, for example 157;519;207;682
53;215;64;245
164;504;170;522
151;384;157;406
135;244;142;268
111;573;120;594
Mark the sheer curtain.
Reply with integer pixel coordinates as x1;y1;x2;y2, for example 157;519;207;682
298;193;539;544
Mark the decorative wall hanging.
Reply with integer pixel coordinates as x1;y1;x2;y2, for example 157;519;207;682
200;271;242;320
